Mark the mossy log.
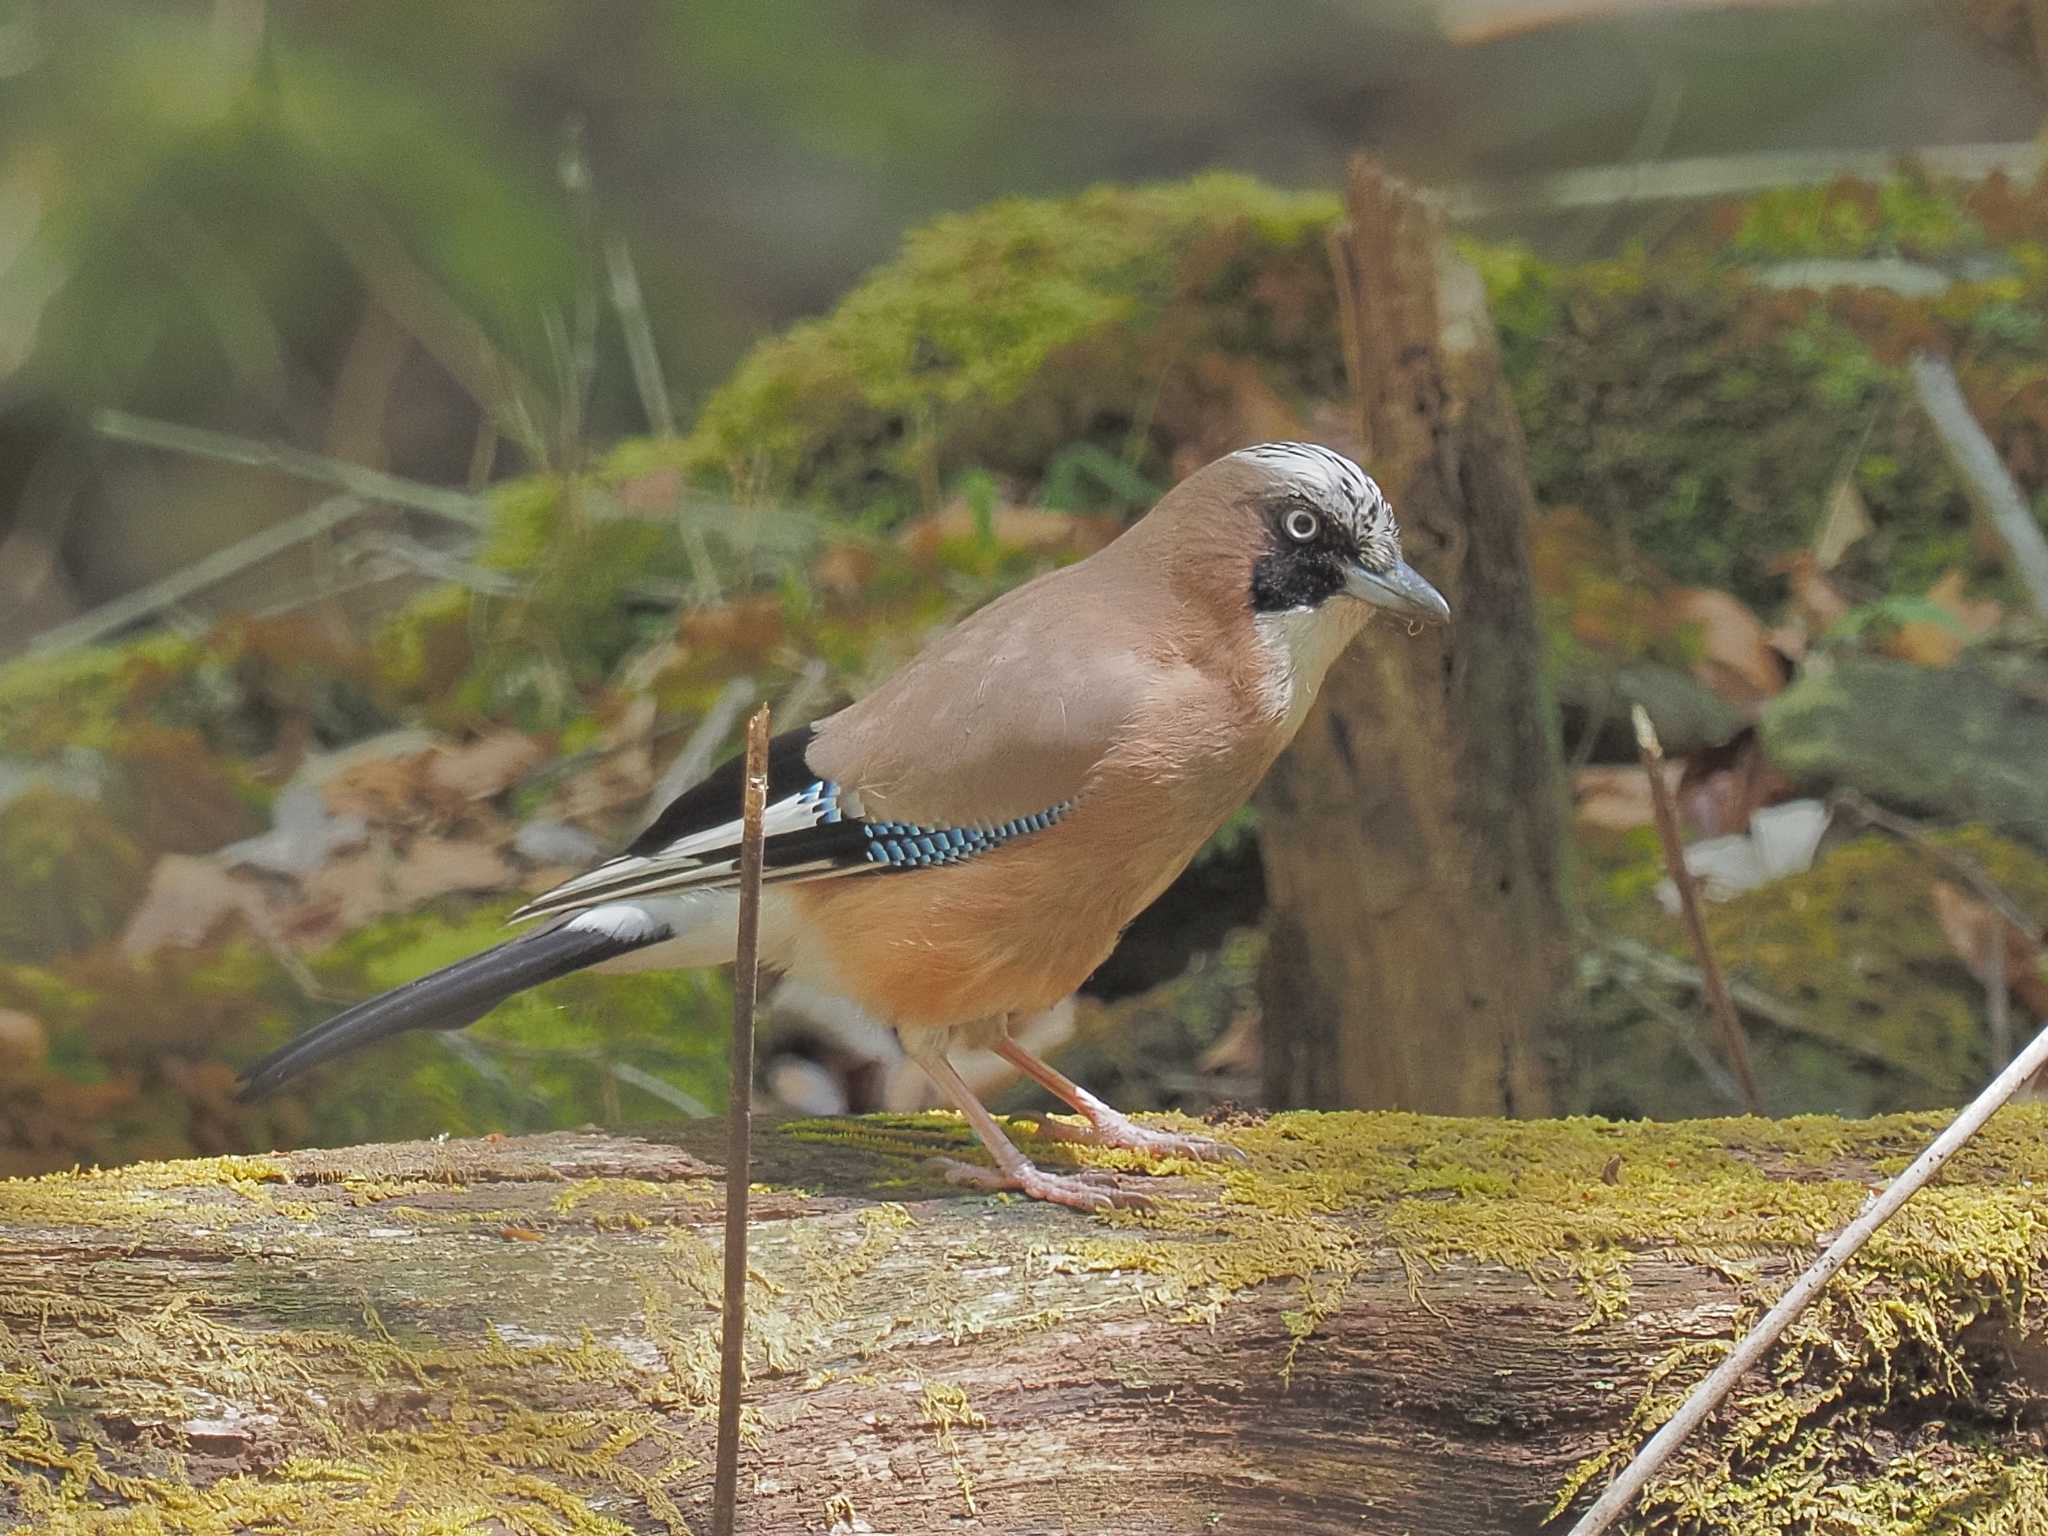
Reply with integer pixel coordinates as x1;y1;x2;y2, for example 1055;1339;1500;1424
6;1109;2048;1535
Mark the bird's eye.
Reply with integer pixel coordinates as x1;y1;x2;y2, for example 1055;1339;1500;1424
1283;508;1320;542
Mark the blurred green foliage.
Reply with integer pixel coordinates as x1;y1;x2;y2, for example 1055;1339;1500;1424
282;901;730;1152
1731;176;1989;261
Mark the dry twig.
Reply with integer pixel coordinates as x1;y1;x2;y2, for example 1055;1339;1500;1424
23;495;371;659
1909;353;2048;618
713;705;771;1536
1632;705;1763;1113
1567;1008;2048;1534
94;409;487;527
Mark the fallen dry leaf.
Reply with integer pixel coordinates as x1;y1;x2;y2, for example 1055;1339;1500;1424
1196;1008;1263;1079
288;835;518;946
680;596;785;659
615;467;682;514
0;1008;47;1075
1813;474;1876;570
810;543;881;599
1675;728;1796;839
323;753;467;828
1776;550;1854;635
1670;587;1786;712
1887;617;1967;668
1927;568;2004;637
120;855;271;960
1572;763;1680;832
425;731;546;801
1884;570;2003;668
1931;880;2048;1018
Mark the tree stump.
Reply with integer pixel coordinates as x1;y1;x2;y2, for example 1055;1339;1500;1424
6;1108;2048;1533
1257;157;1571;1116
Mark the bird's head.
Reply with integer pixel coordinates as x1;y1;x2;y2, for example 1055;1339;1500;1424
1228;442;1449;627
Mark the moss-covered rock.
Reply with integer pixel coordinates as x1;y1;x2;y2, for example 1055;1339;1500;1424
1763;653;2048;853
1572;826;2048;1121
673;173;1345;519
1478;245;1966;607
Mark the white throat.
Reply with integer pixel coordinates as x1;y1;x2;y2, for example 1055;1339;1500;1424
1250;604;1370;731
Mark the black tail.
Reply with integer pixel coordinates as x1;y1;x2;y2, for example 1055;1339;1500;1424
236;918;666;1101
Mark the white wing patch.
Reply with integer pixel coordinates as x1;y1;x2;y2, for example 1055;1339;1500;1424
660;778;860;860
510;781;864;922
564;903;667;943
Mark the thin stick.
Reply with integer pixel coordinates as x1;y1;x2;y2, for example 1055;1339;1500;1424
605;233;677;437
1441;141;2044;221
712;705;771;1536
93;409;489;527
1832;788;2042;943
1567;1006;2048;1535
22;495;366;659
1632;706;1763;1114
1909;353;2048;618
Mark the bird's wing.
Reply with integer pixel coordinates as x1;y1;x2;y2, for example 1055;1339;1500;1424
513;563;1159;924
802;559;1158;825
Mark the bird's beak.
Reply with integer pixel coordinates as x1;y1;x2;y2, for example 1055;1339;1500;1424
1344;559;1450;625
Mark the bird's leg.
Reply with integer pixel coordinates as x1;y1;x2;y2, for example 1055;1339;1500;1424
904;1041;1151;1213
994;1035;1248;1166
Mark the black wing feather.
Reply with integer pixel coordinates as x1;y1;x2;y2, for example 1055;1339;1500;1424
235;919;665;1101
624;724;822;859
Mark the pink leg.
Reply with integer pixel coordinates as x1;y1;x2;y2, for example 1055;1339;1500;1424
994;1038;1247;1166
906;1045;1151;1212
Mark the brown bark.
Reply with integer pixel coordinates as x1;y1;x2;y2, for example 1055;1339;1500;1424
5;1115;2044;1534
1258;157;1570;1115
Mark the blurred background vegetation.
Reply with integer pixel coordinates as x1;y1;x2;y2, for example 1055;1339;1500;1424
3;0;2048;1175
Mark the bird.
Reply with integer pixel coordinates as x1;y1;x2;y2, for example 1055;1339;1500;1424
238;442;1449;1211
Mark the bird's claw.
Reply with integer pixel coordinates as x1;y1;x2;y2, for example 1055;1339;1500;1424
928;1155;1153;1213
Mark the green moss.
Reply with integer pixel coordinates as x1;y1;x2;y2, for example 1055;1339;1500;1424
1482;249;1967;606
674;173;1344;519
0;634;204;758
1573;828;2048;1121
0;789;148;964
6;1110;2048;1530
1730;176;1987;261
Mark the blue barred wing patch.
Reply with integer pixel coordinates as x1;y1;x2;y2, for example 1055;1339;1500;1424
509;723;1075;923
858;804;1074;868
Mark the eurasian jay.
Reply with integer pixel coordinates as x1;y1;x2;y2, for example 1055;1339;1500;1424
238;443;1448;1210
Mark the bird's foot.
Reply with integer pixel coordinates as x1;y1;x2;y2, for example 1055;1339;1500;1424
929;1155;1153;1213
1032;1110;1249;1166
